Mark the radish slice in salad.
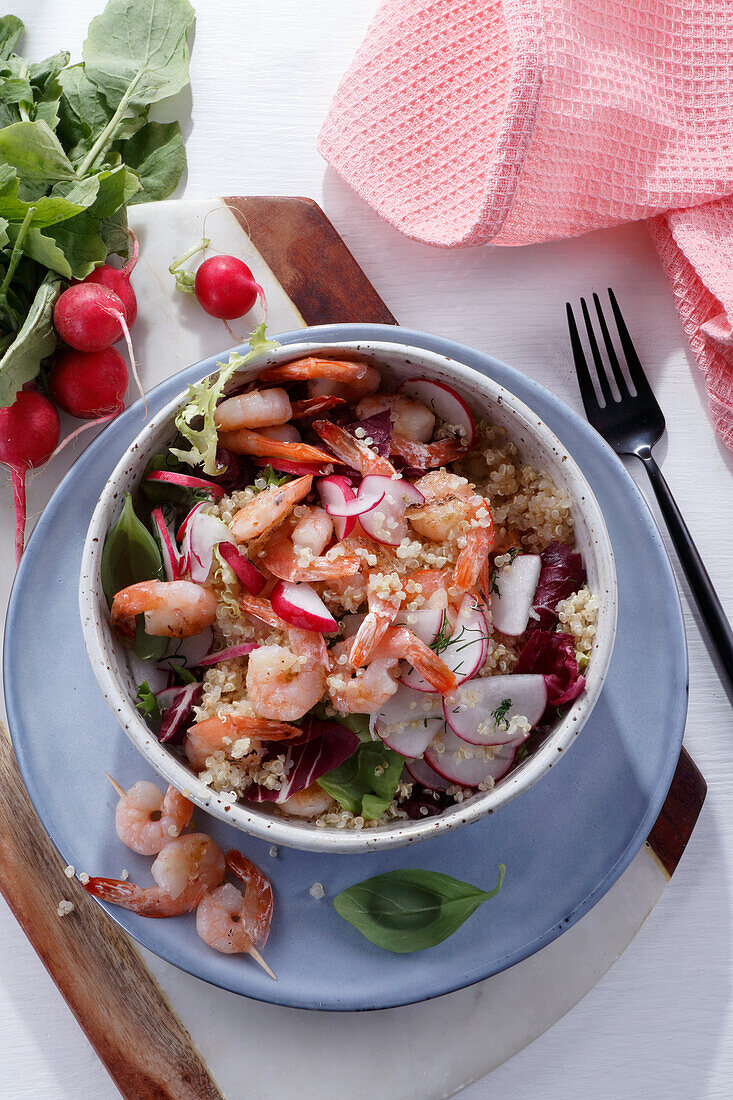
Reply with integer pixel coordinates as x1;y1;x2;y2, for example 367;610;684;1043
317;475;357;539
399;378;475;446
405;756;453;791
183;511;235;583
170;626;214;669
176;500;206;543
255;457;331;477
401;594;487;690
197;642;259;666
323;483;385;518
489;554;542;636
370;684;444;758
271;580;338;633
151;507;183;581
425;729;519;786
394;606;445;646
218;541;266;595
358;475;424;546
144;469;225;500
444;674;547;745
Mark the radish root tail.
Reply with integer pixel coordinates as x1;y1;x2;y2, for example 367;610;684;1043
11;466;26;565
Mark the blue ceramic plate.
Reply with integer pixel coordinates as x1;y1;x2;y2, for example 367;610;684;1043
4;325;687;1011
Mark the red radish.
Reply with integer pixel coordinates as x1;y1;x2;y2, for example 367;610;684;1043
317;475;357;539
176;500;206;542
371;684;445;758
443;674;547;745
405;756;453;791
83;230;138;326
49;347;128;418
254;457;331;477
400;378;475;446
182;511;235;583
151;507;183;581
194;255;265;320
401;594;487;691
197;642;259;666
358;474;424;545
323;483;385;518
489;554;542;636
218;541;266;595
270;580;338;633
0;390;60;563
54;283;125;351
425;729;519;787
144;469;225;500
394;607;445;646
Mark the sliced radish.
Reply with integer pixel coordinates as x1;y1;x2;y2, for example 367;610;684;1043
169;626;214;669
394;606;445;647
183;511;235;583
255;457;331;477
198;642;259;666
399;378;475;446
144;470;225;500
370;684;443;758
151;507;183;581
405;756;453;790
218;541;266;595
176;500;206;544
489;554;542;636
425;729;518;787
401;594;487;691
317;475;357;539
358;475;424;546
271;580;338;632
325;484;385;518
444;674;547;745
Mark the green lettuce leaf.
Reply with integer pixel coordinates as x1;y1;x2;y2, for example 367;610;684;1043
317;740;405;821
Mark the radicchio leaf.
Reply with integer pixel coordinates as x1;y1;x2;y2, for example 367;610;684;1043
156;682;202;744
515;630;585;707
401;786;450;820
531;542;586;627
344;409;392;458
248;721;360;804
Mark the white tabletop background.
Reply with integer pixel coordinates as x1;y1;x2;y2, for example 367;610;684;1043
2;2;732;1098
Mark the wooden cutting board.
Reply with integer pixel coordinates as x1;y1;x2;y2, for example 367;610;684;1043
0;196;706;1099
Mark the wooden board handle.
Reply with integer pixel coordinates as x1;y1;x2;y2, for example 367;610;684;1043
0;725;222;1100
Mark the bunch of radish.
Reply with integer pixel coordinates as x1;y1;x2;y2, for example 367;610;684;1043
1;237;140;563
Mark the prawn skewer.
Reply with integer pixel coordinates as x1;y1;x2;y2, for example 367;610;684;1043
196;849;275;978
105;775;194;855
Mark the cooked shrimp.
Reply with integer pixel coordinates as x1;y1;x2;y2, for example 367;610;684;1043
84;834;225;917
262;514;361;583
276;783;334;819
312;420;397;476
258;357;373;384
371;626;458;694
390;434;468;469
246;630;328;721
407;471;494;590
356;393;435;442
229;475;312;542
114;780;193;855
184;714;301;771
196;849;273;956
110;580;217;638
327;640;401;714
258;423;301;444
218;427;336;466
214;387;291;431
290;395;347;418
348;571;405;667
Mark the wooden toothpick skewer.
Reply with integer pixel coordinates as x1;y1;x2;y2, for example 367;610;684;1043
248;946;277;981
105;773;126;798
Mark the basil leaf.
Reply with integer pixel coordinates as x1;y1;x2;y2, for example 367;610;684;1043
317;740;405;820
0;274;60;405
101;491;164;606
119;120;185;204
133;615;168;661
334;865;506;953
83;0;195;108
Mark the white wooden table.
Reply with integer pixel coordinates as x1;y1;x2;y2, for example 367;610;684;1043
2;3;732;1098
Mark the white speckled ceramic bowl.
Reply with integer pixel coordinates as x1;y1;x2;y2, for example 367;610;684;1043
80;337;617;852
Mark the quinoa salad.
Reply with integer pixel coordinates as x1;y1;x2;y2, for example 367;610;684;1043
102;347;597;832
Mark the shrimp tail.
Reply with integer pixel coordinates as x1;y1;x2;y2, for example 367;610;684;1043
83;877;168;918
453;529;493;590
239;592;288;630
226;849;274;947
405;636;458;695
258;357;368;383
390;435;469;469
290;396;347;419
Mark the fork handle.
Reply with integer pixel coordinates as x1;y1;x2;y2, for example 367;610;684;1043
637;449;733;691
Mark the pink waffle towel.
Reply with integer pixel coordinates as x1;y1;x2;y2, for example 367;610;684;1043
319;0;733;446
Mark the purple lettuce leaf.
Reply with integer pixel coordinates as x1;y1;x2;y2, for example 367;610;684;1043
532;542;586;627
248;721;360;804
515;630;586;707
343;409;392;458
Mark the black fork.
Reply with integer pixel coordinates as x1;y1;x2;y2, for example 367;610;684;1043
567;289;733;693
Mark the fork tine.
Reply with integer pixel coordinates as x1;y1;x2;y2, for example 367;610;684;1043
566;302;600;416
593;293;632;400
607;288;655;399
580;297;614;405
